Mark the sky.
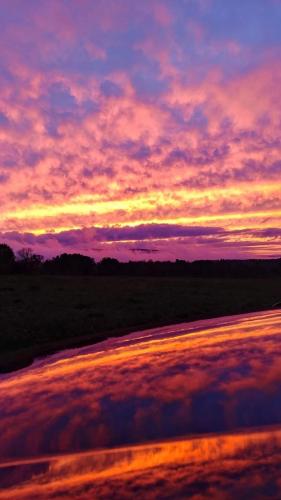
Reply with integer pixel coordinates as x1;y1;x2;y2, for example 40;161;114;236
0;0;280;261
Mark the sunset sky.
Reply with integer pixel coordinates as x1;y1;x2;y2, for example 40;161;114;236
0;0;280;260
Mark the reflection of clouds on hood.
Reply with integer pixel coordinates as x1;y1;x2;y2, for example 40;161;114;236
1;311;281;497
0;310;281;462
2;426;281;499
0;1;280;258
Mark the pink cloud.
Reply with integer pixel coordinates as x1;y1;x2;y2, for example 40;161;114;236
0;1;280;259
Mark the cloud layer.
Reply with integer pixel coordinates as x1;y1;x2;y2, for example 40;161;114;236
0;0;280;259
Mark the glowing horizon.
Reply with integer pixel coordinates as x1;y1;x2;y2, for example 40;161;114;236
0;0;280;260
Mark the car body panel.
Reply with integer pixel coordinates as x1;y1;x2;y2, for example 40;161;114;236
0;310;281;498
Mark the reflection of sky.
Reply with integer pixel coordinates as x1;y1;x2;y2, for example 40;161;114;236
0;311;281;461
1;425;281;499
1;310;281;496
0;1;280;259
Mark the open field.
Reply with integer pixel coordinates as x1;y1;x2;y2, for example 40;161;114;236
0;275;280;372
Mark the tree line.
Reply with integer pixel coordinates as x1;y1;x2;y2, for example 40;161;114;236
0;243;280;278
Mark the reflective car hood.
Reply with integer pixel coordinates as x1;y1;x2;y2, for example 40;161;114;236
1;309;281;498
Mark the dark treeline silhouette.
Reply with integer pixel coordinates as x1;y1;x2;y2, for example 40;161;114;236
0;244;15;274
44;252;96;275
0;243;281;278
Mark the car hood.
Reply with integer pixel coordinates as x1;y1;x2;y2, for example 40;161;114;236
1;309;281;498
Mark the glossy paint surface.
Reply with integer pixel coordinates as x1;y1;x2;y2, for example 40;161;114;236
1;310;281;498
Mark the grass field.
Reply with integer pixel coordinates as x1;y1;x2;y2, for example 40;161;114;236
0;275;280;372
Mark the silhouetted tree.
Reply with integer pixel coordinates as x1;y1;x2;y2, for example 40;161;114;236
43;253;95;275
16;248;44;273
0;243;15;273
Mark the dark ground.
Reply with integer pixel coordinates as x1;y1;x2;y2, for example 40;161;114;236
0;275;280;372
